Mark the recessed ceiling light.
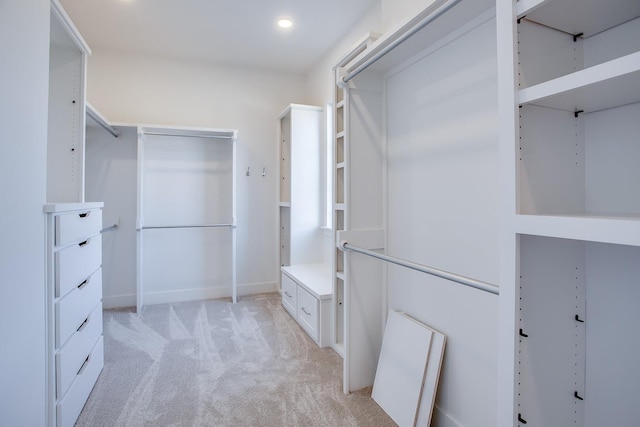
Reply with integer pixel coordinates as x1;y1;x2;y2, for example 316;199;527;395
278;19;293;29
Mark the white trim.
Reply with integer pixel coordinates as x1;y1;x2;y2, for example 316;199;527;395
141;282;278;306
50;0;91;55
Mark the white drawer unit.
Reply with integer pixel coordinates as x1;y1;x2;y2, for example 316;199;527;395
45;202;104;427
281;264;333;347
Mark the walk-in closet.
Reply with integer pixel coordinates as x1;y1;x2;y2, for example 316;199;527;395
2;0;639;425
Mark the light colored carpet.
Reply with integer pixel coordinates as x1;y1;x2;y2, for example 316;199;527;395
76;293;395;426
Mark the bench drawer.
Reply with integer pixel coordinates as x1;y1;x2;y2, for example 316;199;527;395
281;272;298;317
297;286;319;342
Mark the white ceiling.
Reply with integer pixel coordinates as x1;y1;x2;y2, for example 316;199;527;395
59;0;378;75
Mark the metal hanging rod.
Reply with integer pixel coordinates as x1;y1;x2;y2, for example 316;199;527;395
339;241;499;295
342;0;461;83
100;224;119;233
141;224;234;230
142;132;234;140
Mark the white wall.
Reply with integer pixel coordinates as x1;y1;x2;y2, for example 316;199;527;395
84;50;309;305
85;125;138;308
0;0;50;424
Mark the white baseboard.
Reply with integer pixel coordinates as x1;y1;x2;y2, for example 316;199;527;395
432;404;463;427
238;281;278;296
103;294;136;309
103;282;278;309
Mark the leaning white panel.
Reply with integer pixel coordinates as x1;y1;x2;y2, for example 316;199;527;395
372;310;446;427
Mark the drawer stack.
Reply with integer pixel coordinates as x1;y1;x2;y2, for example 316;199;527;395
281;264;333;347
45;203;104;427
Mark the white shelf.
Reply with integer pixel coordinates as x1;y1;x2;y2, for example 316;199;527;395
336;130;345;139
516;214;640;249
278;202;291;208
336;162;345;169
44;202;104;213
519;51;640;113
334;203;345;211
336;271;345;280
336;100;345;109
521;0;640;37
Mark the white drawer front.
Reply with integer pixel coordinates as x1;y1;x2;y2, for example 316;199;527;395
297;286;319;342
56;209;102;247
57;336;104;427
281;273;298;317
56;304;102;399
56;268;102;348
56;234;102;298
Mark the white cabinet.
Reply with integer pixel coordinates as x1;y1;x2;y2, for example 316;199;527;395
278;104;324;268
281;264;333;347
45;203;104;427
498;0;640;425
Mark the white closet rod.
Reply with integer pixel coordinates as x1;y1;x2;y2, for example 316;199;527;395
339;241;499;295
86;107;120;138
342;0;462;83
142;132;234;140
141;224;234;230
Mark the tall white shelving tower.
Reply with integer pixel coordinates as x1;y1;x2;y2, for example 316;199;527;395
498;0;640;425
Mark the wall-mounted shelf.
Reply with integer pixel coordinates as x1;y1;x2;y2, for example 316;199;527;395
515;214;640;247
519;52;640;113
520;0;640;36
